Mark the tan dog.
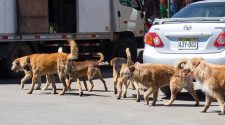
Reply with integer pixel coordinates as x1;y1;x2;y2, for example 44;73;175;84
110;57;135;95
59;53;108;92
21;40;78;95
11;55;52;90
164;58;199;106
184;57;225;115
118;49;199;106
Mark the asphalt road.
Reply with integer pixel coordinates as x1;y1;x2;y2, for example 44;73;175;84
0;66;224;125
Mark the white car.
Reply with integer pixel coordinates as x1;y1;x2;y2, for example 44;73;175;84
143;0;225;65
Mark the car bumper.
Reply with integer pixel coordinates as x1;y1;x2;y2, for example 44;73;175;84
143;45;225;65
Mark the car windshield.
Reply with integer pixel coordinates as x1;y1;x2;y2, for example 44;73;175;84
172;2;225;18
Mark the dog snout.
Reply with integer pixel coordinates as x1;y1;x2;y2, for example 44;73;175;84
184;69;191;76
11;65;16;71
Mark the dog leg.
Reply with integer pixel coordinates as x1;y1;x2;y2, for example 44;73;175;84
27;73;39;94
66;78;73;91
123;78;128;98
42;75;51;91
113;72;118;94
82;77;88;91
58;74;67;95
66;78;71;91
88;78;94;92
144;86;155;105
96;70;108;91
117;77;125;99
77;78;83;96
133;82;140;102
164;86;180;106
20;73;32;90
35;76;42;90
214;93;225;115
201;95;213;113
184;86;199;106
48;75;57;94
152;89;159;106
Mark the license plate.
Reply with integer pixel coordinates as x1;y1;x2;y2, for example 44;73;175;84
178;38;198;50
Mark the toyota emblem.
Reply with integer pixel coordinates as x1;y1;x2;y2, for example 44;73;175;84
183;25;192;31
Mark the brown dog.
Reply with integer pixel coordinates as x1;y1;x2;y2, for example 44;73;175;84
59;53;108;92
118;49;199;106
110;57;135;95
184;57;225;115
164;58;199;106
21;40;78;95
11;55;52;90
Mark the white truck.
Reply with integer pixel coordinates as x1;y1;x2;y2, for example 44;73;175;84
0;0;145;78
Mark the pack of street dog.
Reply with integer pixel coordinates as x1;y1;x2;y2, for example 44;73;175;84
11;39;225;115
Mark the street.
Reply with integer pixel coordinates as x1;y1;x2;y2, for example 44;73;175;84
0;66;224;125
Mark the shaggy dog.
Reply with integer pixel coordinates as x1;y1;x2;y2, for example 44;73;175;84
184;57;225;115
117;49;199;106
110;57;135;95
11;52;60;90
164;58;199;106
15;40;78;95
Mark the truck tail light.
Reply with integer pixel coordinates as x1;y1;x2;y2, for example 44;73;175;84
144;32;164;47
214;32;225;47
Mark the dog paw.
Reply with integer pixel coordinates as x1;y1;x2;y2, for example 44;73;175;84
136;99;140;102
79;92;83;96
200;110;206;113
152;103;156;106
21;85;24;90
41;88;47;91
194;103;200;106
51;91;57;95
164;102;171;106
58;92;65;95
35;87;41;90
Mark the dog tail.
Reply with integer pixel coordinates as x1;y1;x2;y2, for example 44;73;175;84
58;47;63;53
126;48;132;66
95;52;104;65
67;39;79;60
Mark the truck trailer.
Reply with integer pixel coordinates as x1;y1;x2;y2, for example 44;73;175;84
0;0;145;78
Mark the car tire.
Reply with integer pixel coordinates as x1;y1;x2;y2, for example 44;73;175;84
160;86;171;95
114;37;137;62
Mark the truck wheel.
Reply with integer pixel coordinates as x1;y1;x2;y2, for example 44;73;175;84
114;37;137;62
160;86;171;96
1;44;33;78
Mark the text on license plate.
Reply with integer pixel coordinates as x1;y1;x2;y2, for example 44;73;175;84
178;38;198;50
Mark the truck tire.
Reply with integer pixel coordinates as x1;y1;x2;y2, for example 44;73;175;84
114;37;137;62
160;86;171;95
1;44;33;78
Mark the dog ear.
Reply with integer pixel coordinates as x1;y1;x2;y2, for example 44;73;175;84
110;58;115;66
25;56;30;64
129;66;135;73
178;62;185;69
192;57;204;68
14;59;20;65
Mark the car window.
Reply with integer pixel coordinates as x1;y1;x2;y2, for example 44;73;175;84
172;2;225;18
